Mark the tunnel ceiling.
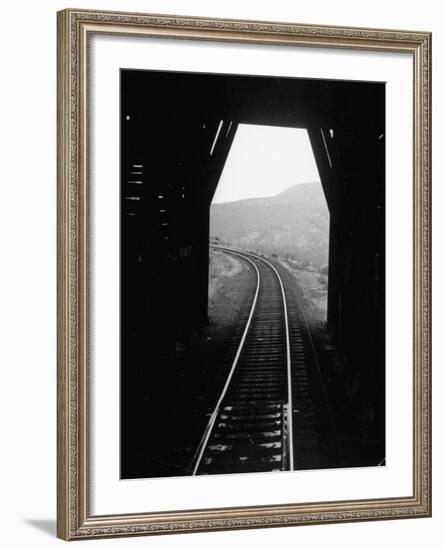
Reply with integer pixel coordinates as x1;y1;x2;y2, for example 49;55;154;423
122;69;385;130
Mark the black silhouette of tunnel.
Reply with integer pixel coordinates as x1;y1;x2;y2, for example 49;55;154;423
120;69;385;471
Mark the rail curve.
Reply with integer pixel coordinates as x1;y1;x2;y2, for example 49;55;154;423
191;246;294;475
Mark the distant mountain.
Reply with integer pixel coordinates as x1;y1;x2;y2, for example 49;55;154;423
210;182;329;268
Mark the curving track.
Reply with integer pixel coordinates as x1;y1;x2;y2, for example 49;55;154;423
191;247;298;475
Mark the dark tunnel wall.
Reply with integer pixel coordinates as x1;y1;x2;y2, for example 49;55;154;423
120;69;385;464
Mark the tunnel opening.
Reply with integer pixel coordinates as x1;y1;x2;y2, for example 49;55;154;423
208;123;330;337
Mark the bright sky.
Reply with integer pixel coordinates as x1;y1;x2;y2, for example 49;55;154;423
212;124;320;204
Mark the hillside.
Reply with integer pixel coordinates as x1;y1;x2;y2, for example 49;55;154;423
210;182;329;268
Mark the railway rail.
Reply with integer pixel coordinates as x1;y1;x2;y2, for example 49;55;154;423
191;246;331;475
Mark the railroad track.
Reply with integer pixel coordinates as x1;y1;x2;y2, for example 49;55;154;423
191;246;338;475
191;246;305;475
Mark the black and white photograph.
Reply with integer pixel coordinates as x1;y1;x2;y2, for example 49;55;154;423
120;69;386;479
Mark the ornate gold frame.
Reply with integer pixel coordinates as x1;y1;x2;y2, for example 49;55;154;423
57;8;431;540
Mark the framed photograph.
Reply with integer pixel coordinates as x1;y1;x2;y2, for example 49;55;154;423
57;8;431;540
